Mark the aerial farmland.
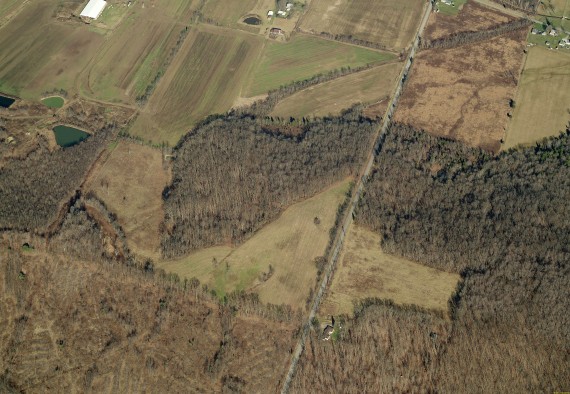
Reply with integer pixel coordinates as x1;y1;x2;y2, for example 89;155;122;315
0;0;568;392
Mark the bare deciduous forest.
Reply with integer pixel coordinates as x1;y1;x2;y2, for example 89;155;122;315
162;110;377;257
291;124;569;392
0;127;113;231
0;202;300;392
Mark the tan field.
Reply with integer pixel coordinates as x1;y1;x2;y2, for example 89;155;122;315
132;25;264;145
271;62;402;118
395;28;527;152
319;225;460;317
158;179;352;308
424;1;513;41
503;47;570;149
538;0;569;16
86;141;170;260
299;0;425;51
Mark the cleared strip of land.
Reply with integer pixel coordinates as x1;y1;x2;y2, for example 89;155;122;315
319;225;460;317
503;47;570;149
244;34;394;97
158;180;351;308
271;62;401;118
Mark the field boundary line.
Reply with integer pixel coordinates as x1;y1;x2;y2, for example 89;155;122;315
279;2;432;392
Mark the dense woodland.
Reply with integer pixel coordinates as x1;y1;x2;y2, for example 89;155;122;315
292;124;569;392
1;194;300;392
162;110;377;257
0;127;112;232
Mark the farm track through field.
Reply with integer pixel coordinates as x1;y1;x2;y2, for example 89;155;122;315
279;3;433;392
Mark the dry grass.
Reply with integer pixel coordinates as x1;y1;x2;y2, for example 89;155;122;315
319;225;460;317
299;0;425;51
132;25;264;145
538;0;569;16
271;62;402;118
503;47;570;149
395;28;527;152
424;1;514;41
157;179;352;308
86;141;170;260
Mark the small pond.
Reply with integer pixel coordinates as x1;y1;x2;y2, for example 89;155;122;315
243;15;261;25
42;96;65;108
52;125;90;148
0;94;15;108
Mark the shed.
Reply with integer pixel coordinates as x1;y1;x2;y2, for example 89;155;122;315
80;0;107;20
267;10;274;17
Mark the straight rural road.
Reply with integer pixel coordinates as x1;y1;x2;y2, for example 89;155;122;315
279;3;433;393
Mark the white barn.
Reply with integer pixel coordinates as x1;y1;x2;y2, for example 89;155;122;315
80;0;107;20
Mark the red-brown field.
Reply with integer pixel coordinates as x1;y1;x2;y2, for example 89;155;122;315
424;1;514;41
395;28;527;152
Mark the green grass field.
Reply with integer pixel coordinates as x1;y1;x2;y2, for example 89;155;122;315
436;0;468;16
271;62;401;118
503;47;570;149
244;35;393;97
132;25;264;145
41;96;64;108
158;180;351;307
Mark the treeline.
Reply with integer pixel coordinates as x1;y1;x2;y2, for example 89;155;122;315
0;126;113;231
136;26;190;106
492;0;539;12
244;64;379;116
314;31;389;51
421;19;531;49
161;110;377;257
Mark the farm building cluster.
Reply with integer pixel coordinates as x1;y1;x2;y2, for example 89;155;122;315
531;25;570;50
267;2;294;18
80;0;107;20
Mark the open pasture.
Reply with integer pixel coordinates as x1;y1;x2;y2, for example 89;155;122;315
395;28;527;152
271;62;401;118
158;180;351;308
425;1;513;41
0;1;104;98
538;0;569;16
132;25;263;145
202;0;267;27
245;34;393;97
299;0;425;51
319;225;460;317
87;141;170;260
503;47;570;149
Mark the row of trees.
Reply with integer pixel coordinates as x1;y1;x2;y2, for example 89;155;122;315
421;19;531;49
161;110;377;257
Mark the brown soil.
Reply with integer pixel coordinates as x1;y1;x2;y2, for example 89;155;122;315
424;1;515;41
395;28;527;152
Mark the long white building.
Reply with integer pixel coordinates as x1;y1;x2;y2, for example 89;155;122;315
80;0;107;20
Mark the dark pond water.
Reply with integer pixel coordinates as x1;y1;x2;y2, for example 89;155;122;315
243;16;261;25
0;94;15;108
52;125;90;148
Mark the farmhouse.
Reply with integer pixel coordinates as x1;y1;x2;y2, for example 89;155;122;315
270;27;284;36
80;0;107;20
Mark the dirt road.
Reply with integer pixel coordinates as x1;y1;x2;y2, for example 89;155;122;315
279;3;433;392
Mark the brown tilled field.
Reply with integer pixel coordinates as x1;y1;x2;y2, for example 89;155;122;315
424;1;514;41
299;0;425;51
395;28;527;152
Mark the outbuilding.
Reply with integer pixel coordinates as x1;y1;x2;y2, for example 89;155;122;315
267;10;274;17
80;0;107;20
